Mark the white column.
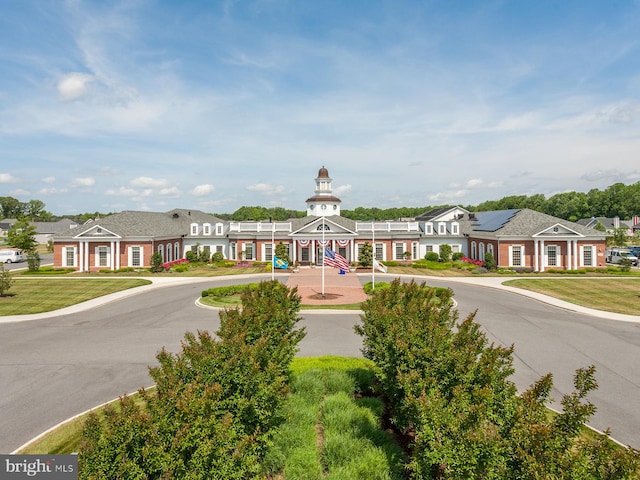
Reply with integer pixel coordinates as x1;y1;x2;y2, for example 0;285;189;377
116;241;121;270
539;240;545;272
78;241;84;272
110;240;115;270
566;240;572;270
311;240;315;265
534;240;539;272
574;240;579;269
85;241;90;271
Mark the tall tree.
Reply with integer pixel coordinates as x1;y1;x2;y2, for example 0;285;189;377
7;219;37;252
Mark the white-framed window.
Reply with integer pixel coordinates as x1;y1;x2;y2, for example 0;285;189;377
166;243;173;262
546;245;558;267
129;246;142;267
265;243;273;261
479;242;485;261
174;243;180;260
426;245;433;253
158;244;165;262
582;245;594;267
471;241;477;260
64;246;76;267
452;244;461;253
438;222;447;235
425;222;433;235
230;242;237;260
216;223;223;235
487;244;493;256
190;223;198;235
412;242;419;260
203;223;211;235
96;246;110;267
244;243;255;260
394;242;405;260
375;243;384;260
451;222;459;235
510;245;524;267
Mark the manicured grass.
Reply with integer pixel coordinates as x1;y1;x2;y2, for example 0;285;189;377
18;390;150;454
0;278;151;316
503;278;640;316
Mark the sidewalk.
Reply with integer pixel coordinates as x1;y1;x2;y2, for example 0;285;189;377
285;266;368;306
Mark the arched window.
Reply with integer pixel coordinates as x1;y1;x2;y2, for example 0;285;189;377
166;243;172;262
158;244;165;263
479;242;485;261
471;241;477;259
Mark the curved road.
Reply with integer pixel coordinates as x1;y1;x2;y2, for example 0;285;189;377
1;274;639;453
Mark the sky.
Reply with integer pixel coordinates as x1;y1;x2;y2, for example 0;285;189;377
1;0;640;216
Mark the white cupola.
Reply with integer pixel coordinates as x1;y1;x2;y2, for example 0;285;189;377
305;166;341;217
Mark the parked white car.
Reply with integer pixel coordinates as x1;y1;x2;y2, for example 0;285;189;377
0;249;24;263
606;248;639;266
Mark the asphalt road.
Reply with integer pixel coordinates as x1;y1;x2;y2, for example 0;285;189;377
1;274;639;454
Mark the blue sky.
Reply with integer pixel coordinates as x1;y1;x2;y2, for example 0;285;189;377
1;0;639;215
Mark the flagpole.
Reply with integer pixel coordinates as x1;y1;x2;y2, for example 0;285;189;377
372;221;375;291
322;214;325;297
271;220;275;281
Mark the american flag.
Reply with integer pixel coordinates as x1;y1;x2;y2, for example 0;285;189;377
324;247;350;271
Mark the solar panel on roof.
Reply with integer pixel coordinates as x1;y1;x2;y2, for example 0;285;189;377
472;209;520;232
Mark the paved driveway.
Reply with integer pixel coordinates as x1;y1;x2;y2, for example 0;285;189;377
1;273;639;453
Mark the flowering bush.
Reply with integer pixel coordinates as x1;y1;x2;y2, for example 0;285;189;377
459;256;483;266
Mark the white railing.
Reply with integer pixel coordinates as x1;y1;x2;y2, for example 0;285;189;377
229;222;292;233
356;221;420;232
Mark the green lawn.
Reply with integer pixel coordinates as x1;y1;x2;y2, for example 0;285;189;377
0;278;151;316
503;278;640;316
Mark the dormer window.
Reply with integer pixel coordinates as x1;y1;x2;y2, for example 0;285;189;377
190;223;198;235
203;223;211;235
451;222;459;235
216;223;223;235
438;222;447;235
425;222;433;235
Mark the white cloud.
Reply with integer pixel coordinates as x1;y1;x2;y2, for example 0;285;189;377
333;184;352;196
105;186;139;197
71;177;96;187
10;188;30;196
0;173;18;183
465;179;484;188
159;186;180;196
42;176;56;184
247;183;285;195
38;187;69;195
58;72;95;102
191;184;214;196
131;177;168;188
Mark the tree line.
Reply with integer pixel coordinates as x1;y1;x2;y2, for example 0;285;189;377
3;181;640;224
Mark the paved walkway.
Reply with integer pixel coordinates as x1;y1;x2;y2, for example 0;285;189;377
285;266;368;305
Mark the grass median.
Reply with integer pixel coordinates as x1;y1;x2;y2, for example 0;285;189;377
0;278;151;316
503;278;640;316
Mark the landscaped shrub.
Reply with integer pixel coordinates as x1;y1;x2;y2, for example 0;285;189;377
439;244;452;262
212;251;224;263
425;252;439;262
0;265;14;296
201;283;260;298
451;252;464;261
149;252;164;272
355;279;640;479
483;251;496;270
79;281;305;479
185;250;198;263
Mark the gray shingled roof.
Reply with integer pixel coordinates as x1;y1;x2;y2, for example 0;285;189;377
54;209;224;239
460;209;606;237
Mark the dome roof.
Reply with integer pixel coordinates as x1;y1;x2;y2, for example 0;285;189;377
317;166;330;178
